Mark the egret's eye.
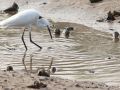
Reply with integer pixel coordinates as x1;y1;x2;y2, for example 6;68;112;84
39;16;43;19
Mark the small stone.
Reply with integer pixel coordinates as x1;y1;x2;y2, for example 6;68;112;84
27;81;47;89
89;0;102;3
64;27;74;39
54;28;61;38
48;47;53;50
108;57;111;59
107;11;115;21
4;80;7;82
38;69;50;77
50;78;54;81
105;57;112;60
88;70;95;73
96;18;104;22
34;81;40;88
52;67;56;73
7;66;13;71
43;2;47;4
109;29;114;31
75;83;80;87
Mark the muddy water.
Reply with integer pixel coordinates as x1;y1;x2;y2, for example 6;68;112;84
0;18;120;86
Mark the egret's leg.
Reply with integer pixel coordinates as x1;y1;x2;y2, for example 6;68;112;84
29;29;42;50
22;29;27;51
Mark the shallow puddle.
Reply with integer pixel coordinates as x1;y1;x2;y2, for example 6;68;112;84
0;15;120;86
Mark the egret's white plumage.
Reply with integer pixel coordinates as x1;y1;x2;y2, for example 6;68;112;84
0;9;49;28
0;9;52;50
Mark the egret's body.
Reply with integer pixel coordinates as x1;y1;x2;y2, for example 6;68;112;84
0;9;52;50
1;9;42;28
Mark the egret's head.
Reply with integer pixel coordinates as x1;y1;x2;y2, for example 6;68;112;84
37;16;52;39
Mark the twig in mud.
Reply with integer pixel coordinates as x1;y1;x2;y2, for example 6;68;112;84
47;58;54;76
47;58;53;71
49;58;56;73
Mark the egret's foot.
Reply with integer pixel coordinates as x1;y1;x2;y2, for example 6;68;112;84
39;46;42;50
38;47;42;51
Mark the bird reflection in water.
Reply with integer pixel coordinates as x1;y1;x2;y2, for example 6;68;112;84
113;31;119;43
22;51;34;73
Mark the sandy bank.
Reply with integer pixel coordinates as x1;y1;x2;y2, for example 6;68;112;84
0;68;119;90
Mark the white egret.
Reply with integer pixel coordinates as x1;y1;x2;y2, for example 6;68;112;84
0;9;53;51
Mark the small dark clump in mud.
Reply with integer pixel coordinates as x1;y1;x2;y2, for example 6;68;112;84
3;2;19;15
27;81;47;89
89;0;103;3
38;69;50;77
6;66;13;71
107;11;116;21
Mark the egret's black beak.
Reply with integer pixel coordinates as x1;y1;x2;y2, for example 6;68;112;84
47;25;52;39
